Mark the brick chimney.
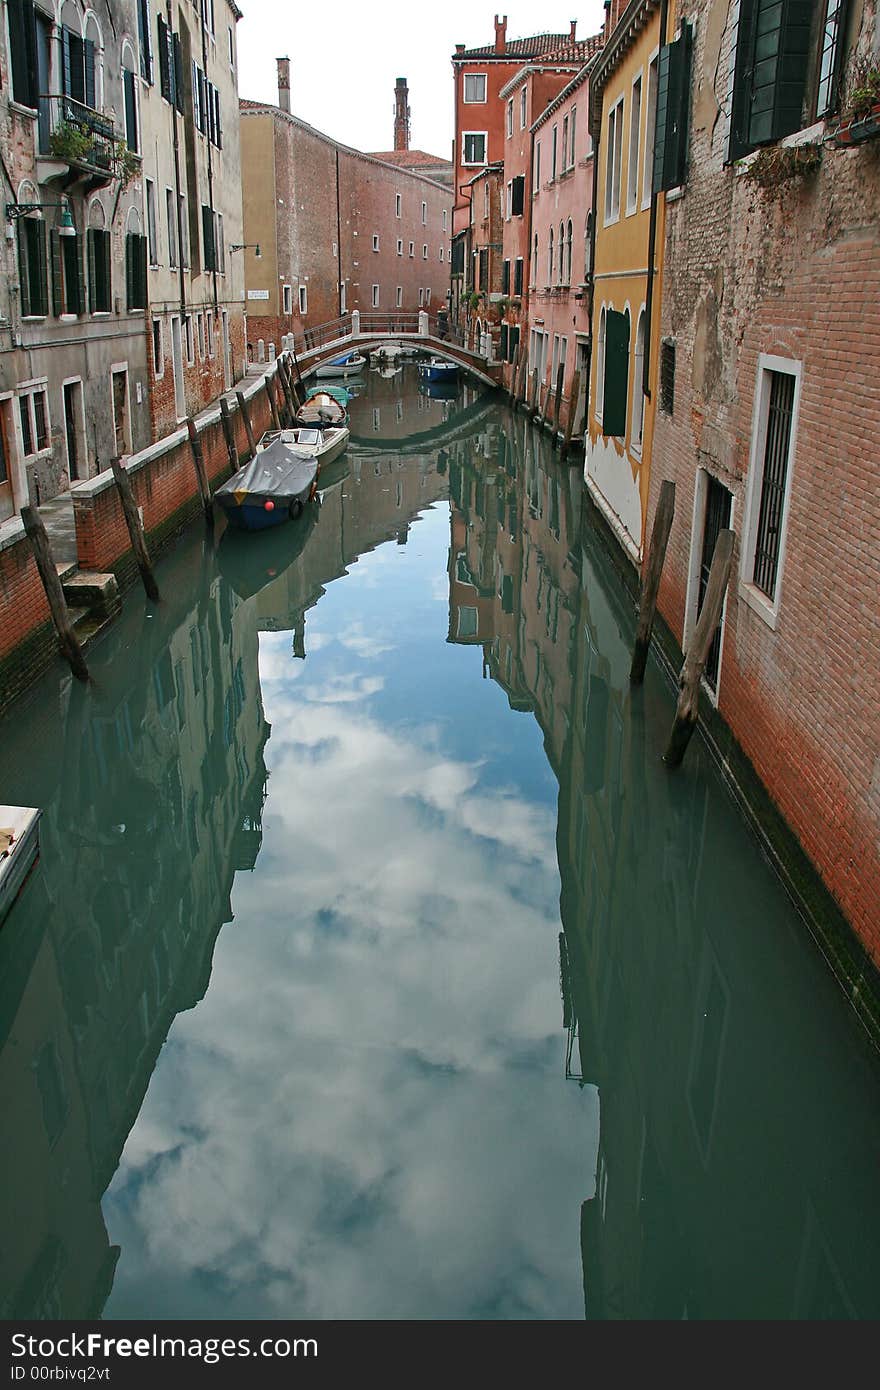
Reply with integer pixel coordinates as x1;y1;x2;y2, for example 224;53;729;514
394;76;410;151
570;19;577;41
277;56;291;113
494;14;507;53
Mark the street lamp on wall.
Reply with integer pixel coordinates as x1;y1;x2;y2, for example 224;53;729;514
230;242;261;258
5;198;76;238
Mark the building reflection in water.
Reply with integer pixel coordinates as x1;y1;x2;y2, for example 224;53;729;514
1;371;878;1319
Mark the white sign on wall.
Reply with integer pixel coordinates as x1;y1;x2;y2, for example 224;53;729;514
247;290;270;300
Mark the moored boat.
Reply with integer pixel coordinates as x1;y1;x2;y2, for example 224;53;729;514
215;435;319;531
315;351;367;379
0;806;41;927
295;392;349;427
417;358;459;383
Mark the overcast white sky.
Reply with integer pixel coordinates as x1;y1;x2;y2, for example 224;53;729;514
236;1;606;159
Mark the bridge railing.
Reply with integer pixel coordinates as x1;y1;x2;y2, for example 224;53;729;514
298;316;353;352
356;313;421;336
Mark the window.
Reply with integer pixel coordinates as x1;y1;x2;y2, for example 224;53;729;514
506;181;512;218
631;310;646;448
179;194;189;268
51;224;83;317
511;175;525;216
282;284;292;314
145;179;159;265
17;215;48;318
61;21;97;108
565;220;573;284
534;139;542;191
816;0;848;116
397;238;403;255
551;125;558;180
627;75;642;213
463;132;487;165
463;73;486;103
371;284;379;307
422;244;428;259
653;23;692;189
409;241;414;257
643;55;659;208
184;313;194;364
729;4;808;156
506;99;514;137
605;98;624;222
584;212;593;280
217;213;225;273
558;221;565;284
660;339;675;414
532;233;538;282
418;288;424;307
602;308;629;435
157;14;182;110
421;201;427;225
8;0;39;106
426;288;431;306
167;189;177;269
201;205;220;271
196;312;204;358
395;193;401;217
442;208;448;231
439;246;444;260
88;226;111;312
372;233;379;252
152;318;163;375
547;228;554;284
741;358;801;615
396;286;403;307
514;257;523;296
123;60;139;153
228;24;234;68
562;116;569;170
484;181;490;219
18;385;50;457
478;247;488;291
697;475;733;688
502;259;510;295
570;107;577;167
206;309;214;356
125;232;147;310
520;87;527;129
299;284;307;315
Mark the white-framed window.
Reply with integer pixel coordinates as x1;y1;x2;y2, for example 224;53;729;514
442;208;448;231
562;116;569;170
421;201;427;225
196;311;205;359
627;74;642;215
145;178;158;266
551;124;558;180
505;180;512;218
166;188;177;268
506;99;513;137
463;73;486;103
228;24;234;68
462;131;487;165
484;181;490;219
643;53;659;210
396;286;403;307
179;193;189;268
282;284;292;314
206;309;215;357
520;86;527;129
596;307;606;423
17;382;50;458
422;244;428;259
604;96;624;224
426;288;431;306
371;283;379;307
397;238;403;255
564;219;573;284
299;284;307;315
631;309;646;450
547;227;554;284
570;107;577;167
439;246;444;261
418;287;424;307
152;318;163;377
739;355;802;627
395;193;401;217
372;233;379;252
184;312;194;365
534;139;541;191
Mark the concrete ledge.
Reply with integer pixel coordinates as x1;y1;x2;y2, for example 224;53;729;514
0;517;27;555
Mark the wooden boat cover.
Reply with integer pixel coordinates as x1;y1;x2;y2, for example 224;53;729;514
296;394;347;426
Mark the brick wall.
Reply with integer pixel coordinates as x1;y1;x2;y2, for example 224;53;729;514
648;0;880;960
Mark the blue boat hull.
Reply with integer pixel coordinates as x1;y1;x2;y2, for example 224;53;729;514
218;499;297;531
419;364;458;382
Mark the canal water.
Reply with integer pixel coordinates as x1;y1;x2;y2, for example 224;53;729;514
1;366;879;1320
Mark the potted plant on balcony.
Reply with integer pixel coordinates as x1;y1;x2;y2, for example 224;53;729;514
48;121;92;164
832;61;880;146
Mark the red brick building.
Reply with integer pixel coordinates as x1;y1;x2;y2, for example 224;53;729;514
645;0;880;962
240;65;451;353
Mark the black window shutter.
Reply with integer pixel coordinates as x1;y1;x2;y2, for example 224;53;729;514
603;310;629;436
50;227;63;316
172;32;184;113
9;0;39;107
747;0;812;147
64;234;82;315
137;235;148;309
76;234;87;315
514;258;523;295
138;0;153;83
511;175;525;216
126;233;134;309
17;222;32;318
84;37;96;108
500;323;509;360
87;228;97;311
653;25;692;193
124;69;139;151
61;25;73;100
158;16;171;100
202;205;216;270
502;260;510;294
215;88;222;148
33;220;48;316
96;229;111;310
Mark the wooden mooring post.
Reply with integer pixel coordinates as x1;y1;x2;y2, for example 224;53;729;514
560;370;582;462
219;397;239;475
519;349;530;409
235;390;257;457
109;457;160;601
552;362;565;441
264;372;282;432
20;505;89;682
276;356;295;422
663;527;734;768
631;479;675;683
286;351;304;406
529;369;540;416
186;417;213;524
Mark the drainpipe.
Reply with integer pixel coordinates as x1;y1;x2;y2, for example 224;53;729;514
642;0;670;399
167;1;186;316
583;109;600;426
199;10;219;313
335;148;342;318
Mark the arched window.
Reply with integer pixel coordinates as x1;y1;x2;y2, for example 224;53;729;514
547;228;554;284
565;219;573;285
84;14;104;109
532;232;538;282
87;198;111;313
631;309;646;448
121;40;139;153
558;222;565;284
584;212;593;280
596;306;606;422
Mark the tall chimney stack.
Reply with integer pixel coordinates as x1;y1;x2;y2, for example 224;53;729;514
277;56;291;113
394;76;410;151
494;14;507;53
570;19;577;41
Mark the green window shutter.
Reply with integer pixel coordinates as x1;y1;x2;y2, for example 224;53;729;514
172;32;184;113
17;221;31;318
511;175;525;215
50;227;63;316
84;36;96;108
653;24;692;193
126;233;134;309
136;235;148;309
9;0;39;107
63;234;82;315
747;0;812;146
76;233;87;315
202;205;215;270
502;260;510;294
603;309;629;437
33;219;48;316
500;323;509;360
100;229;111;310
158;15;171;100
87;227;97;311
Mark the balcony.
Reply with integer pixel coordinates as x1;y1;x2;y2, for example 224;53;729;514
36;95;127;190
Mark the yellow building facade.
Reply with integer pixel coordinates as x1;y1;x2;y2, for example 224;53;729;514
586;0;682;564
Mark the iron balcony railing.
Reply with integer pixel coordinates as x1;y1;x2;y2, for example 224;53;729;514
38;93;120;172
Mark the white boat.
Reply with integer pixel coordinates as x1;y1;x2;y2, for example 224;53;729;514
315;351;367;379
259;425;350;472
0;806;41;925
371;343;404;364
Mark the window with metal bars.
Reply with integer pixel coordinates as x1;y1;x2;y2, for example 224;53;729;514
660;339;675;414
752;369;795;600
